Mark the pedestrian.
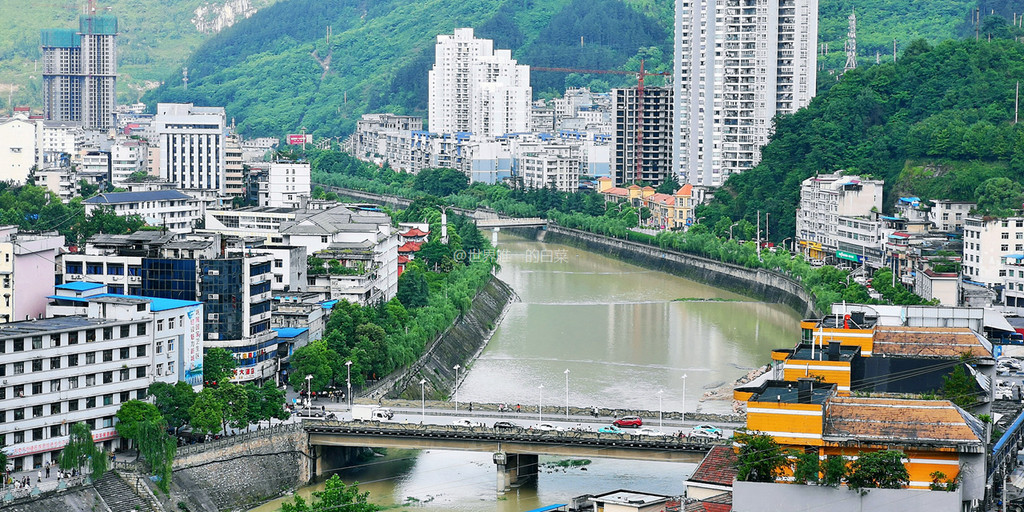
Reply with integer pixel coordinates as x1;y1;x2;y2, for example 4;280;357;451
37;470;41;483
45;465;49;478
516;404;521;413
468;402;473;412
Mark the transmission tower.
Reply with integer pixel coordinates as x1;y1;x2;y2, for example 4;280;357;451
844;9;857;73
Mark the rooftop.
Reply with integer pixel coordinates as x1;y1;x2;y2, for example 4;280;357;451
593;489;670;506
0;316;115;337
789;343;859;362
687;445;738;487
55;282;105;292
872;326;992;358
746;379;836;405
684;493;731;512
823;397;984;448
84;190;193;204
49;293;201;312
272;327;308;339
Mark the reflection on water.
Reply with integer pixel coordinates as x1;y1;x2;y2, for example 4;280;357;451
251;235;800;511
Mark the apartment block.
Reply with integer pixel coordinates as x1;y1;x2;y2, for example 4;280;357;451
929;199;975;233
963;215;1024;289
795;172;883;261
611;86;673;186
41;12;117;130
153;103;227;193
224;134;245;198
83;190;203;233
673;0;818;186
259;162;311;208
0;227;65;323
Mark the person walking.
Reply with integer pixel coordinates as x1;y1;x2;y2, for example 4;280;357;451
45;465;50;479
37;470;41;483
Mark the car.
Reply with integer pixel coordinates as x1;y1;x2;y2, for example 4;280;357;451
452;418;482;428
492;421;519;430
612;416;643;428
999;357;1022;370
688;424;723;438
530;423;564;432
598;425;624;434
635;427;669;437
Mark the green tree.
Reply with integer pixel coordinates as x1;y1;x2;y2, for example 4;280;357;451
289;339;339;392
735;432;789;482
975;177;1024;217
792;451;821;484
135;418;176;492
821;455;849;487
941;363;977;409
281;474;379;512
188;388;223;436
215;382;251;432
655;176;681;195
846;450;910;491
58;422;107;477
79;179;99;199
148;381;196;433
203;347;237;386
412;167;469;197
114;400;163;450
397;264;430;308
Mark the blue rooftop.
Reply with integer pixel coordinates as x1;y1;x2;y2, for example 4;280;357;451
523;505;568;512
48;293;201;312
321;300;339;310
273;327;308;338
56;282;105;292
84;190;192;204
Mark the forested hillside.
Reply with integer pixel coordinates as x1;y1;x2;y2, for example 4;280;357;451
143;0;986;137
699;34;1024;241
0;0;280;108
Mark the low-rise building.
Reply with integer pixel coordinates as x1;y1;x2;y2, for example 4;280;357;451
0;293;202;471
917;268;960;306
259;161;311;208
0;227;65;323
0;114;37;184
83;190;202;233
963;214;1024;292
795;172;883;262
929;199;975;233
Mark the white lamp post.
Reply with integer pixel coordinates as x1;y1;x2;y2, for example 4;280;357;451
564;369;570;419
420;378;426;421
304;374;312;416
453;364;461;412
681;374;688;423
345;361;352;409
538;384;544;421
657;390;664;428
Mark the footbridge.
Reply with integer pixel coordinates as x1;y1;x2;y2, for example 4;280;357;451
304;420;721;492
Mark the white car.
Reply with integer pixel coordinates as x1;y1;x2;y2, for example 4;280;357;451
635;427;669;437
451;418;482;428
531;423;564;432
999;357;1022;370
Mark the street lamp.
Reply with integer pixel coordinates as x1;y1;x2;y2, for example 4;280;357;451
345;361;352;409
420;378;426;421
564;369;570;419
453;364;461;412
657;390;663;428
695;216;706;225
681;374;688;423
729;222;740;240
304;374;312;416
782;237;793;253
538;384;544;422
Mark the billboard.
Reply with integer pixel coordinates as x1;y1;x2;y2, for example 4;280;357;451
181;304;204;387
287;134;312;145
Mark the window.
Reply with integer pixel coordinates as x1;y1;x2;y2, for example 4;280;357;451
86;263;103;275
1003;232;1010;239
167;364;174;375
50;425;60;437
32;427;43;441
86;397;96;408
14;409;24;420
86;374;96;386
13;432;24;444
13;384;23;397
31;382;41;394
1003;244;1009;251
67;376;78;389
137;323;147;335
68;332;78;345
119;347;130;359
120;391;130;403
102;349;113;362
50;334;60;347
156;363;163;376
32;405;43;418
137;389;146;400
136;367;146;378
157;320;164;332
107;264;124;275
13;339;23;351
274;259;283;268
156;341;163;354
103;371;113;384
137;344;147;357
31;336;41;349
321;236;328;243
120;325;130;337
86;352;95;364
103;327;113;340
50;356;60;369
119;368;129;381
66;262;83;274
13;362;23;374
168;339;174;352
68;354;78;366
103;394;113;406
86;330;95;342
32;359;41;372
49;379;60;392
68;400;79;412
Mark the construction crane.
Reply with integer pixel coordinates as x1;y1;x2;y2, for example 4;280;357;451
532;60;670;182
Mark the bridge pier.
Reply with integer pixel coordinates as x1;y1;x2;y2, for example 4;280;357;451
491;227;500;246
494;452;538;493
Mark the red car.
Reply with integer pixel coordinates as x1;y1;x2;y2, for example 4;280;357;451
612;416;643;428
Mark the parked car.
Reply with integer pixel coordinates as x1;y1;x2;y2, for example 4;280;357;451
452;418;482;428
493;421;519;430
598;425;625;434
612;416;643;428
530;423;564;432
635;427;669;437
688;424;723;438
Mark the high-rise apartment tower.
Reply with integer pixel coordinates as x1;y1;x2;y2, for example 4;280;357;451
41;11;118;130
672;0;818;187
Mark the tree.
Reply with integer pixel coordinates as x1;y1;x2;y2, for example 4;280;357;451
281;474;379;512
846;450;910;491
412;168;469;197
59;422;107;477
251;383;289;424
975;177;1024;217
941;363;977;409
735;432;789;482
114;400;163;449
148;381;196;433
289;339;339;392
135;418;176;493
188;388;223;436
203;347;238;386
821;455;849;487
792;451;821;484
214;382;250;432
79;179;99;199
655;176;681;195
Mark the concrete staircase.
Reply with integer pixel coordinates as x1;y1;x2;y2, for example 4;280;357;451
93;472;155;512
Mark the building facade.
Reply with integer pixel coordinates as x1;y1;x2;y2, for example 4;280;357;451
963;215;1024;290
153;103;227;193
795;172;883;261
0;227;65;324
611;86;673;186
673;0;818;186
259;162;311;208
83;190;203;233
41;13;118;130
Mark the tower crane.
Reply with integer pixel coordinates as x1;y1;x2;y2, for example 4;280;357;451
532;60;670;182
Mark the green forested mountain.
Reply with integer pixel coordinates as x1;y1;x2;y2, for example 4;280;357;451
699;35;1024;241
0;0;280;108
142;0;986;137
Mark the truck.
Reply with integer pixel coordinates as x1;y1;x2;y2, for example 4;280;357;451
352;404;395;421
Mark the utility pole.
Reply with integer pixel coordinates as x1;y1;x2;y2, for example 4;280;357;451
893;39;898;62
182;67;189;91
757;211;762;260
1016;81;1020;125
844;9;857;73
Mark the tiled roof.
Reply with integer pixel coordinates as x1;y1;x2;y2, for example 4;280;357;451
824;396;984;448
401;228;429;237
648;193;675;206
676;183;693;196
688;445;738;487
397;255;410;264
603;187;628;196
872;326;992;358
684;492;731;512
398;241;422;253
627;184;641;190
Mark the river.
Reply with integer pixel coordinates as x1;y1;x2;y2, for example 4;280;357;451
252;234;801;511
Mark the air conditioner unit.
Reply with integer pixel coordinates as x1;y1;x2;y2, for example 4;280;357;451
208;294;219;300
207;313;219;321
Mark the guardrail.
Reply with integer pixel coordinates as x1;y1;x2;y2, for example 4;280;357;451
174;422;302;456
304;420;727;452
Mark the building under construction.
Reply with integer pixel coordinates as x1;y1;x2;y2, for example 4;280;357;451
41;6;118;130
612;86;673;186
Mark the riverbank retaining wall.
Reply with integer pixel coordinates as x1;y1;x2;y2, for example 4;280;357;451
362;276;517;401
517;226;818;317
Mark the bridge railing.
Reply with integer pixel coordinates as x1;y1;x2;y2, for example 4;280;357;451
174;421;302;456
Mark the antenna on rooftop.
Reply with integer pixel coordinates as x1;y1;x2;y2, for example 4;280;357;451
844;9;857;73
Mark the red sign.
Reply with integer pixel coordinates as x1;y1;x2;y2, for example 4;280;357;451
287;134;311;145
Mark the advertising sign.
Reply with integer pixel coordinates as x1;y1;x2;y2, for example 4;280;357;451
287;134;311;145
182;304;204;387
836;250;862;263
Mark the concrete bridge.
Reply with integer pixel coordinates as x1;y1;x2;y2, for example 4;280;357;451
476;217;548;229
304;420;721;492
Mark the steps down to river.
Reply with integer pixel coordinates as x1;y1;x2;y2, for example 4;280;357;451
93;472;153;512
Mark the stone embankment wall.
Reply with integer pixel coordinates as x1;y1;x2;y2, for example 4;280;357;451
168;423;309;512
531;226;818;317
363;276;517;401
1;486;107;512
